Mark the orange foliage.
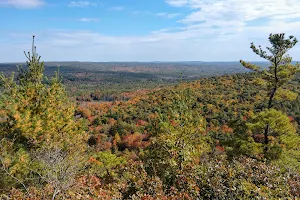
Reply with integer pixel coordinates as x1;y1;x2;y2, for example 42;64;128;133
88;157;102;166
121;133;150;149
78;107;92;118
220;125;233;133
108;118;116;125
94;125;103;133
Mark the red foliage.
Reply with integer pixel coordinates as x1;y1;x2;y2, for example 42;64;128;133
216;145;225;152
288;116;295;122
170;120;178;127
136;119;148;126
87;116;96;123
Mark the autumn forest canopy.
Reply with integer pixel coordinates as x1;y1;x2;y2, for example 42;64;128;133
0;33;300;199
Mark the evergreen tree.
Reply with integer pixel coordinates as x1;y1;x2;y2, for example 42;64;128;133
0;36;87;195
0;36;86;148
240;33;299;153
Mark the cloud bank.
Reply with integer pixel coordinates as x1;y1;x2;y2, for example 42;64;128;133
0;0;44;9
1;0;300;62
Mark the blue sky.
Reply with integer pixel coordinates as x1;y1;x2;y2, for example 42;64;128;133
0;0;300;62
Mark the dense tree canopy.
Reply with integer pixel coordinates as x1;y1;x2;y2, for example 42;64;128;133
0;34;299;199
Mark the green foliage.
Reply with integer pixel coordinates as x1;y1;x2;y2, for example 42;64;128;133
240;33;299;158
0;38;86;149
1;33;300;199
241;33;299;88
89;151;126;180
274;88;298;102
0;139;31;192
246;100;296;160
143;88;210;189
240;33;299;108
276;133;300;171
0;72;86;148
247;109;295;136
0;37;87;196
222;119;263;159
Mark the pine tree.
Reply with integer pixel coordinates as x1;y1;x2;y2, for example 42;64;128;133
0;36;87;195
0;36;86;148
240;33;299;154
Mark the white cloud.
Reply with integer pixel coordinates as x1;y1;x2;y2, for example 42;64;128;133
165;0;188;7
0;0;44;9
1;0;300;62
162;0;300;51
108;6;124;11
166;0;300;27
156;12;181;19
2;20;299;62
68;1;100;7
79;18;100;22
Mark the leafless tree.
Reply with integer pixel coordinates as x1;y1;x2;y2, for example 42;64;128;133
31;146;85;200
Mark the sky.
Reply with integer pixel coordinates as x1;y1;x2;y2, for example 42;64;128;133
0;0;300;62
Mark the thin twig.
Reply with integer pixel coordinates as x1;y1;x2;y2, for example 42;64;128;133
0;157;30;197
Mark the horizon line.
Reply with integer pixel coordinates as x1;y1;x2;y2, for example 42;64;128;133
2;60;298;64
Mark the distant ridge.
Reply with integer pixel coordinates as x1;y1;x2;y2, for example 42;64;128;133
1;61;299;65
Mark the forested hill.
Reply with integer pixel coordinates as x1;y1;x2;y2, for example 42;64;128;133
0;61;251;101
1;34;300;199
74;71;300;198
0;61;251;79
78;71;300;161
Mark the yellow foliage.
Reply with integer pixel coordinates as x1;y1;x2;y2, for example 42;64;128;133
274;88;298;101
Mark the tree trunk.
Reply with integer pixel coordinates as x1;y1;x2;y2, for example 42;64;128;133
268;87;277;109
264;55;278;154
264;87;276;153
